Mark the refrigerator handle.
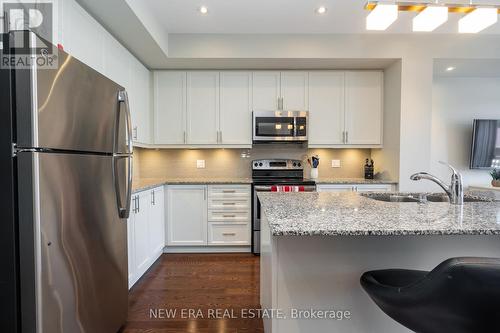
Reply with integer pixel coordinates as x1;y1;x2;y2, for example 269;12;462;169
117;90;133;154
113;155;133;219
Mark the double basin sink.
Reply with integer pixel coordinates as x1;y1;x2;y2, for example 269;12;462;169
362;193;491;203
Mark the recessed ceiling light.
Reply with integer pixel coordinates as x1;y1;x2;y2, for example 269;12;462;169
316;6;327;15
199;6;208;14
459;7;498;33
446;66;455;71
366;4;398;31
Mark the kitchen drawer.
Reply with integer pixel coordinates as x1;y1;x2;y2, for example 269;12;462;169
208;223;250;245
208;210;250;222
208;197;250;210
208;185;251;198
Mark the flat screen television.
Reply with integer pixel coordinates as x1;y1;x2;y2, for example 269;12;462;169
470;119;500;169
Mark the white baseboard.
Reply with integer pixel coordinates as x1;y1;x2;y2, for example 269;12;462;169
163;246;252;253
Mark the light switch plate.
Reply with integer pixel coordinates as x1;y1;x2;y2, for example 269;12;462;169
196;160;206;168
331;160;341;168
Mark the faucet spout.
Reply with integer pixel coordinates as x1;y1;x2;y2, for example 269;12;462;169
410;172;452;196
410;163;464;205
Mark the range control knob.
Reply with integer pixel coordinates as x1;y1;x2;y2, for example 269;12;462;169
293;162;297;167
259;162;263;167
254;162;258;167
298;162;302;167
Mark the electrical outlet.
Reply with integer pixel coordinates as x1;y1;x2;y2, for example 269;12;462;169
331;159;341;168
196;160;206;168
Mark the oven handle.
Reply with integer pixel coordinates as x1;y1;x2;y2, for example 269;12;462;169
254;185;316;192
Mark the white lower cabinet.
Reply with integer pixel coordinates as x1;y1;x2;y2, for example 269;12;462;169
317;184;394;192
166;184;251;248
208;223;250;245
166;185;208;246
128;186;165;289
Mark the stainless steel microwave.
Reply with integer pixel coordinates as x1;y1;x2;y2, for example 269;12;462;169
252;111;308;143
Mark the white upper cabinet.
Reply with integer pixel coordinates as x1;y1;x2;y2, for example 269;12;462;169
345;71;383;145
154;71;187;144
129;58;151;144
167;185;208;246
308;72;345;146
252;71;281;111
280;71;309;111
60;0;105;74
219;72;253;145
103;32;131;89
186;72;220;144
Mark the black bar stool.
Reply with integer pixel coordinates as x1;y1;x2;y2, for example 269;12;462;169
360;257;500;333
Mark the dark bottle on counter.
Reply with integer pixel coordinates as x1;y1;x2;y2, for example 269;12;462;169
364;159;374;179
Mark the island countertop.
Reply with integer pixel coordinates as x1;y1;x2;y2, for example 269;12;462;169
257;192;500;236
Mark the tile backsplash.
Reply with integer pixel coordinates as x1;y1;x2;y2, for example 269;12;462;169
134;145;371;179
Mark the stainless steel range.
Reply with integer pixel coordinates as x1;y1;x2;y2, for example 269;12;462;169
252;159;316;254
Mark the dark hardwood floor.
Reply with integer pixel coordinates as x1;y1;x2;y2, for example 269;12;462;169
122;254;263;333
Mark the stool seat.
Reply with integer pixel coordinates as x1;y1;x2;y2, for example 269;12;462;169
361;257;500;333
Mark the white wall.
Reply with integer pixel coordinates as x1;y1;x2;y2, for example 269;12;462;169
430;76;500;189
372;60;401;183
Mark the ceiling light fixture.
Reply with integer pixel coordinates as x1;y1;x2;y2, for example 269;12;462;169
316;6;328;15
366;4;398;30
446;66;455;71
199;6;208;14
365;1;500;33
459;7;498;33
413;6;448;32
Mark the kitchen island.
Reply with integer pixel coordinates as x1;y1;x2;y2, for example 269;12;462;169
258;192;500;333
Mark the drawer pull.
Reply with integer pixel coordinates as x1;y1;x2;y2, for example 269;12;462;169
222;202;236;205
222;190;236;193
222;232;236;236
223;215;236;218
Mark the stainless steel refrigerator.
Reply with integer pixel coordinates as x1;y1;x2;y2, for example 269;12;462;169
1;31;132;333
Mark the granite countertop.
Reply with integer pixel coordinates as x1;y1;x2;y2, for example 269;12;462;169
258;192;500;237
313;178;398;184
132;177;253;193
132;177;397;193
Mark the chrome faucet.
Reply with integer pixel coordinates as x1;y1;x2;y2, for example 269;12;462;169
410;161;464;205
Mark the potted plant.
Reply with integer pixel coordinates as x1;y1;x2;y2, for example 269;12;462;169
491;169;500;187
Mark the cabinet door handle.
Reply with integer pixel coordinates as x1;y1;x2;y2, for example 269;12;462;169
222;232;236;236
222;202;236;205
222;190;236;193
346;131;349;143
204;187;207;201
133;126;138;140
223;215;236;218
219;131;222;143
151;191;155;205
184;131;187;144
137;195;140;212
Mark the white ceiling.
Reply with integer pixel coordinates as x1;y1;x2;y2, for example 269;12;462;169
138;0;500;34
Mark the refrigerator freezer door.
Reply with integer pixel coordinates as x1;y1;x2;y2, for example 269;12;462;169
14;33;131;154
18;152;129;333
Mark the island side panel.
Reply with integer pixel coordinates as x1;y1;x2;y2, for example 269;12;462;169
272;235;500;333
260;212;278;333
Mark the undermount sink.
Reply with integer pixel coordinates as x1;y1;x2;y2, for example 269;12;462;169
362;193;491;203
